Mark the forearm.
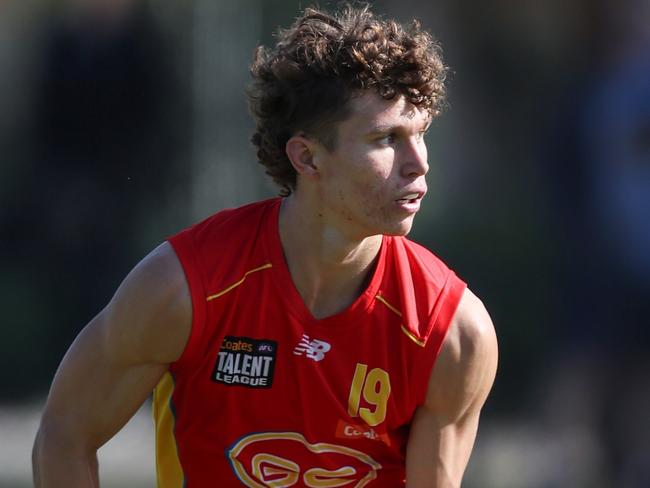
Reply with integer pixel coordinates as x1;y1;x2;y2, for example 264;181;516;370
405;436;465;488
405;440;469;488
33;428;99;488
405;408;479;488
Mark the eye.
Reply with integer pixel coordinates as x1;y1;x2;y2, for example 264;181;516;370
377;133;396;145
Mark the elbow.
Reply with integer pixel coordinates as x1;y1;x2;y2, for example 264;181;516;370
32;421;61;483
32;424;52;486
32;417;98;487
33;419;62;462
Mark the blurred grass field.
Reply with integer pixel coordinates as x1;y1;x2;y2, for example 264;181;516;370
2;401;613;488
0;402;155;488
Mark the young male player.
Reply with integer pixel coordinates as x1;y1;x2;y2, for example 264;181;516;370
33;5;497;487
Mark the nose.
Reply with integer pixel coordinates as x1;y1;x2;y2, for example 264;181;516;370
401;136;429;178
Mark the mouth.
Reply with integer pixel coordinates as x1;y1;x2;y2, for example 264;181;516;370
394;191;425;215
395;192;424;204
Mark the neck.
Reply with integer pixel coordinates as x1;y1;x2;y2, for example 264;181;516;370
278;195;382;319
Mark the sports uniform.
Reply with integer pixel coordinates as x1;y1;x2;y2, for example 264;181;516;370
153;198;466;487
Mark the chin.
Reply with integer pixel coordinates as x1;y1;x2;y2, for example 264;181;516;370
385;227;412;237
381;218;415;237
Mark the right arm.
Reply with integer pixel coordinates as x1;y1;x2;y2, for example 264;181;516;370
32;242;192;487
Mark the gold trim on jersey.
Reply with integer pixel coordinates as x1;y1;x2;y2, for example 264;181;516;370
374;294;401;316
206;263;273;301
375;294;426;347
228;431;381;487
399;325;426;347
153;372;184;487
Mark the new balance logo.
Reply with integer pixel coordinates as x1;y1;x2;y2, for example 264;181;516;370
293;334;331;362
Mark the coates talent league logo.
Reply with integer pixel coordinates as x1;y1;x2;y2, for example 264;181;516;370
212;336;277;388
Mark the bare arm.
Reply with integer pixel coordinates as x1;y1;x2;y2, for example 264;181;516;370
406;288;498;488
32;242;192;487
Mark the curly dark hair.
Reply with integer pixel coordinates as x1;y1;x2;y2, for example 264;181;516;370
247;4;448;196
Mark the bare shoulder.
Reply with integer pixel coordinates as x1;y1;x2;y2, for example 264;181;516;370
425;288;498;419
33;242;192;465
405;289;498;485
442;288;497;366
101;241;192;365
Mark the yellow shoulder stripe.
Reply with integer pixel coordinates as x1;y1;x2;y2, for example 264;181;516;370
375;294;426;347
375;294;402;316
400;325;426;347
206;263;273;301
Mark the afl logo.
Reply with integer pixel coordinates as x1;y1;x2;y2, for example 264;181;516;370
227;432;381;487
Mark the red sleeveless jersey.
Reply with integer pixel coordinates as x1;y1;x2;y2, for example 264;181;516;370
153;198;466;487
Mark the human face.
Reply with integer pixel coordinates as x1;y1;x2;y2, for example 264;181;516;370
313;91;431;239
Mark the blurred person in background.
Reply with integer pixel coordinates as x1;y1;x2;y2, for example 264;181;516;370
542;0;650;484
0;0;185;400
32;4;497;487
574;2;650;482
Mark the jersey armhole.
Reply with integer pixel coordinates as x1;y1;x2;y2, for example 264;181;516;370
417;272;467;405
168;231;207;370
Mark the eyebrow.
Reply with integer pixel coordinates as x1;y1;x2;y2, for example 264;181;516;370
367;125;397;134
367;120;432;135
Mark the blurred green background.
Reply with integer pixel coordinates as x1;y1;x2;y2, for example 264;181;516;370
1;0;649;486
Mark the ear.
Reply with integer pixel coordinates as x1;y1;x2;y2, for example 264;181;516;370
286;135;320;178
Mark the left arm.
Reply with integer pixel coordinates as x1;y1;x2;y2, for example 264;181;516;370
406;288;498;487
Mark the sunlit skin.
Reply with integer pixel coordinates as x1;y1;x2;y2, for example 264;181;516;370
280;92;432;319
32;90;497;488
298;91;431;239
